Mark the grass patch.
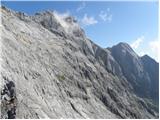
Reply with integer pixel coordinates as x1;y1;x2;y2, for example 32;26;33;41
57;74;65;81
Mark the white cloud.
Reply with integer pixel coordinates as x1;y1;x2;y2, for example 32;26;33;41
76;2;86;12
53;11;80;34
54;11;70;29
149;39;159;52
139;51;145;56
99;10;112;22
148;39;159;61
131;36;144;49
81;14;98;26
130;36;159;61
129;36;159;61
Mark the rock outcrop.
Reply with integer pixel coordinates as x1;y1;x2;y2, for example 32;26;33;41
110;43;159;104
1;79;17;119
0;6;159;119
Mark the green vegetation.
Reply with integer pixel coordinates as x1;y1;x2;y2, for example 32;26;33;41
57;74;65;81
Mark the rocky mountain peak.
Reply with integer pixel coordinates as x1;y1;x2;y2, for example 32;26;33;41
115;42;131;48
110;42;159;103
1;6;159;119
111;42;138;58
64;16;77;24
0;6;85;39
141;54;158;63
32;10;85;38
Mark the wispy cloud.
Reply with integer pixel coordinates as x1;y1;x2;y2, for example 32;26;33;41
54;11;71;29
130;36;159;61
148;39;159;61
149;39;159;52
76;2;86;12
81;14;98;26
139;51;145;56
99;9;112;22
131;36;144;49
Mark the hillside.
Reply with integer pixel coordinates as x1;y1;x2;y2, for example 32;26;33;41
0;6;159;119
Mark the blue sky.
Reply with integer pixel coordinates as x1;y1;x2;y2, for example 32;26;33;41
1;1;159;61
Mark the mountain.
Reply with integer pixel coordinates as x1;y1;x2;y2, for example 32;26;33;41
0;6;159;119
110;43;158;100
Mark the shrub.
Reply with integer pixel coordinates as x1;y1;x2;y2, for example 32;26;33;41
57;74;65;81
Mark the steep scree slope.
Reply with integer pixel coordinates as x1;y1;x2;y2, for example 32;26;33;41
0;6;159;119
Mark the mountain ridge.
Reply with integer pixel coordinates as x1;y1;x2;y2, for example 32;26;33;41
1;6;159;119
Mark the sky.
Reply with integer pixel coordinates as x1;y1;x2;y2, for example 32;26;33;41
1;1;159;61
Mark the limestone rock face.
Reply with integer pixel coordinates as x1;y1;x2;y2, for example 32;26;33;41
141;55;159;104
110;43;159;105
1;80;17;119
0;6;159;119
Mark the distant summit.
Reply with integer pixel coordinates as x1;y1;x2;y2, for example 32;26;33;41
1;6;159;119
110;42;159;105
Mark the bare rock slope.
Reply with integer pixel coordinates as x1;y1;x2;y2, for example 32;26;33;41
0;6;159;119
